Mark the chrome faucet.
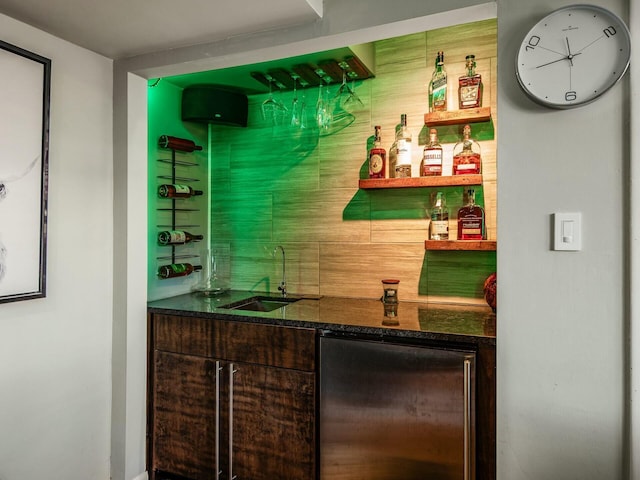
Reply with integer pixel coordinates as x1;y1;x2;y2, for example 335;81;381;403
273;245;287;297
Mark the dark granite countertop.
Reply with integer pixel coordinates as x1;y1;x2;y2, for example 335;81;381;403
148;290;496;346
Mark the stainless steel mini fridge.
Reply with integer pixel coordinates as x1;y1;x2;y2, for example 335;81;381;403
319;335;475;480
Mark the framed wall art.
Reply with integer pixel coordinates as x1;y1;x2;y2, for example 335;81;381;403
0;40;51;303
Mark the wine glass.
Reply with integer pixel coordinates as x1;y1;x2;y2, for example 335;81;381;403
290;74;301;127
262;76;287;125
316;84;332;134
334;68;364;111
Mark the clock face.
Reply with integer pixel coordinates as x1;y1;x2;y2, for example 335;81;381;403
516;4;631;109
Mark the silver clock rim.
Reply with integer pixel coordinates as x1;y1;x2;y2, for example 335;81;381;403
515;3;631;109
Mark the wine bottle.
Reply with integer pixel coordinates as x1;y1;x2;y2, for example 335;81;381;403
158;184;203;198
457;189;486;240
157;263;203;279
420;128;443;177
394;114;412;178
158;135;203;152
429;192;449;240
368;126;387;179
452;124;482;175
458;54;483;109
157;230;204;245
428;51;447;112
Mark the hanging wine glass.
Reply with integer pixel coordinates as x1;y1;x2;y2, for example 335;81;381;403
335;67;364;111
316;84;332;134
262;76;278;123
262;75;287;126
290;74;301;128
298;86;308;129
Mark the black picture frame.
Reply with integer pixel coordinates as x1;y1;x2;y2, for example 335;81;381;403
0;40;51;304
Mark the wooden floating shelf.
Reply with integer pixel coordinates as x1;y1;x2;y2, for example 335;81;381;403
359;175;483;189
425;240;496;251
424;107;492;127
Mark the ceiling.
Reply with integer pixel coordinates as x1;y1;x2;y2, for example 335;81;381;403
0;0;322;59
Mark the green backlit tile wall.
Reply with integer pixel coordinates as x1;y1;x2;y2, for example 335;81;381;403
149;19;497;303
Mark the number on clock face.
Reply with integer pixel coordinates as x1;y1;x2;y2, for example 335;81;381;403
516;5;630;108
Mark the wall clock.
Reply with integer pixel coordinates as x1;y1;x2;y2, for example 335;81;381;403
516;4;631;109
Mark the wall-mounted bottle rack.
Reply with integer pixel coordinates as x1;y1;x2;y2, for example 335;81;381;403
155;135;204;276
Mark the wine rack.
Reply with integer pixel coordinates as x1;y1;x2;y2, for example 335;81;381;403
156;135;203;269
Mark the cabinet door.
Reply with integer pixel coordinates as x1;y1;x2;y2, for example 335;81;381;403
225;362;316;480
152;351;219;480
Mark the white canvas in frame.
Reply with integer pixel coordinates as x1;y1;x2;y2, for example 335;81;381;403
0;40;50;303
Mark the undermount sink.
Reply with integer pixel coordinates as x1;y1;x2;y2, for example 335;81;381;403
218;295;302;312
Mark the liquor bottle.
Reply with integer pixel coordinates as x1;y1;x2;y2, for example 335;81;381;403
420;128;443;177
428;51;447;112
158;184;204;198
429;192;449;240
457;189;486;240
388;139;398;178
157;263;203;279
452;125;482;175
458;55;483;109
157;230;204;246
395;114;412;178
368;126;387;179
158;135;203;152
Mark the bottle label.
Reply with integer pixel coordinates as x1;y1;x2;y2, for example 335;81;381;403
170;263;188;273
174;184;190;194
168;231;186;244
431;78;447;109
431;220;449;235
460;218;482;236
455;163;477;172
459;77;481;108
369;153;384;174
397;139;411;165
423;150;442;165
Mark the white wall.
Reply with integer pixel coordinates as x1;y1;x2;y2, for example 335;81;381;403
117;0;632;479
498;0;627;478
0;13;113;480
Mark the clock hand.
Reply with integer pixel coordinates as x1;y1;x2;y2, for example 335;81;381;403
535;52;581;69
565;37;574;66
576;35;604;54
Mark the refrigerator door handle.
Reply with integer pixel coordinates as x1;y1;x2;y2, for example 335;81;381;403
215;361;222;480
464;358;472;480
229;363;237;480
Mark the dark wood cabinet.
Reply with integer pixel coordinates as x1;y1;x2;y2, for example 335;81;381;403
147;313;317;480
147;309;495;480
153;351;217;479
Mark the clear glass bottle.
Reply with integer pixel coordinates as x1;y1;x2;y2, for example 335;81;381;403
368;125;387;179
395;114;412;178
428;51;447;112
429;192;449;240
457;189;486;240
421;128;443;177
458;55;483;109
452;124;482;175
388;139;398;178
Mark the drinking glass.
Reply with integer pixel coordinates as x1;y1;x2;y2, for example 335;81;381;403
316;84;333;134
262;77;287;126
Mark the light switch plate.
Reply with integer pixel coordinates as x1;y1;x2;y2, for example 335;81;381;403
553;212;582;251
